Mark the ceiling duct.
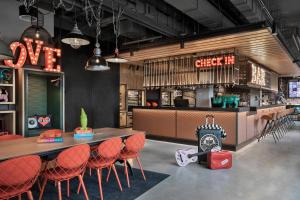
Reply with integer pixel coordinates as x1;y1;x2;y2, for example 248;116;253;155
19;5;38;22
164;0;234;29
230;0;264;23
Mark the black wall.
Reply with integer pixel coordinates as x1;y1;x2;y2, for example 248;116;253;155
62;44;120;131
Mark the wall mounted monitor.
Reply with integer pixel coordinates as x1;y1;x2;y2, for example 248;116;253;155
288;80;300;98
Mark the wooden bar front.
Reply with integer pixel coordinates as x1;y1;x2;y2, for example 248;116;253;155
133;105;288;150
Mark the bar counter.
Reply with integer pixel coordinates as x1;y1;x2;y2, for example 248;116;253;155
133;105;288;150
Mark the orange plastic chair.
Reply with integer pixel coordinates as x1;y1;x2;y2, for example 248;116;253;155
118;133;146;188
0;155;41;200
38;144;90;200
78;137;123;200
0;134;23;142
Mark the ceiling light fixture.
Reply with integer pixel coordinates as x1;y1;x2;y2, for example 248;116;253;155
61;22;90;49
85;0;109;71
106;0;128;63
61;7;90;49
21;4;52;44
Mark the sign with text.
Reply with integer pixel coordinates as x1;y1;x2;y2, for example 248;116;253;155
195;54;235;68
4;37;61;72
250;62;266;86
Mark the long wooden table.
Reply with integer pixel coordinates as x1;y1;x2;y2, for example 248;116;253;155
0;128;144;161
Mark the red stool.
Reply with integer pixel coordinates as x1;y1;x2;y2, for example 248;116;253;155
0;134;23;142
0;155;41;200
78;137;123;200
38;144;90;200
119;133;146;188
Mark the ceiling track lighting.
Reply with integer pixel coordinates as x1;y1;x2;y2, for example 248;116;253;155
106;0;128;63
85;0;109;71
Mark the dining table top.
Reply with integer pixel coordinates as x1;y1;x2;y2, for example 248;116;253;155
0;128;144;161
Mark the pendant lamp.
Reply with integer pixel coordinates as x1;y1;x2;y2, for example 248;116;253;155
106;48;128;63
85;42;109;71
61;13;90;49
106;0;128;63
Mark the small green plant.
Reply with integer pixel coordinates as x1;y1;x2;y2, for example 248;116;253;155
80;108;88;130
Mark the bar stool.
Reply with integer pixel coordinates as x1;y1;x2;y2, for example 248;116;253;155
78;137;123;200
38;144;90;200
118;133;146;188
0;155;41;200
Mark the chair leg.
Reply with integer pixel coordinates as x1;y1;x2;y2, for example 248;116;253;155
27;191;34;200
106;165;112;182
78;175;89;200
77;171;86;194
124;159;130;188
136;156;146;181
112;164;123;191
89;168;92;176
58;181;62;200
67;179;70;197
38;178;48;200
96;169;104;200
18;194;21;200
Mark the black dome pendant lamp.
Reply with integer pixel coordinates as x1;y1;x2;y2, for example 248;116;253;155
85;0;109;71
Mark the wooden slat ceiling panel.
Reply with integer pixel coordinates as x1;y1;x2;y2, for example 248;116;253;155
119;28;300;75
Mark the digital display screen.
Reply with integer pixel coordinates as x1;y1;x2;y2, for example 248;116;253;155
289;81;300;98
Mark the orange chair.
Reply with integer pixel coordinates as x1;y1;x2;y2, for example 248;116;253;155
118;133;146;188
0;134;23;142
0;155;41;200
78;137;123;200
38;144;90;200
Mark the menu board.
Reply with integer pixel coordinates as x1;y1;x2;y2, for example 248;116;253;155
289;81;300;98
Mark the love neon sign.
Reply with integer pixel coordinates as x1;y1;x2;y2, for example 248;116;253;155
195;55;235;68
4;37;62;72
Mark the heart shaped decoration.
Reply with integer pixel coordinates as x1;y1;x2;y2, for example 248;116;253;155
38;116;51;127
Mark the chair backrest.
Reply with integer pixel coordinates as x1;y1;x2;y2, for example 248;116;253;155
0;155;41;186
57;144;90;169
0;134;23;142
98;137;122;159
125;133;145;153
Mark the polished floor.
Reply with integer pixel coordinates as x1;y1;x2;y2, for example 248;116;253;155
135;122;300;200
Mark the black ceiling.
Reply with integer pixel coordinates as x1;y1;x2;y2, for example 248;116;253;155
35;0;300;60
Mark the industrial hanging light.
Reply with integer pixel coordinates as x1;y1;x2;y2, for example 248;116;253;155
21;4;53;45
0;39;13;60
106;0;128;63
85;0;109;71
85;42;109;71
61;7;90;49
61;23;90;49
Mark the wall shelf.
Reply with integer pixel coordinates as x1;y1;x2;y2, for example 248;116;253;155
0;66;15;135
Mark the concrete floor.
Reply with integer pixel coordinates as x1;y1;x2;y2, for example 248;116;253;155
135;122;300;200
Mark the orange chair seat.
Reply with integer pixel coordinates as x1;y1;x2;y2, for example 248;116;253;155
119;151;138;159
87;158;115;169
44;167;82;181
